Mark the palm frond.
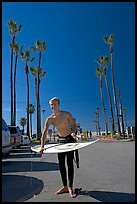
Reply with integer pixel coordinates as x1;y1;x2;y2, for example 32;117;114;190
30;46;36;51
31;57;35;62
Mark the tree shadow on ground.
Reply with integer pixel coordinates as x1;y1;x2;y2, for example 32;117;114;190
3;148;42;159
2;160;59;173
78;190;135;202
2;175;44;202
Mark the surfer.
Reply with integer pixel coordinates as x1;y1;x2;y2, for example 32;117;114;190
40;97;77;198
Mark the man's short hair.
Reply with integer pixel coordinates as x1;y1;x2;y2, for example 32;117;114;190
49;97;60;104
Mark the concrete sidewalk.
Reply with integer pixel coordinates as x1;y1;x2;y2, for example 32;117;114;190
2;138;135;202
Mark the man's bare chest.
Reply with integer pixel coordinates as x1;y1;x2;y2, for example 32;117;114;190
52;115;69;128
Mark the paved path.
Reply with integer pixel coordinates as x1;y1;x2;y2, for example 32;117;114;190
2;138;135;202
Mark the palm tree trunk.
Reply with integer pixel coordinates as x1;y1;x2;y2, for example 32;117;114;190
96;124;98;135
37;52;42;139
95;111;100;135
13;54;18;126
39;86;41;136
118;90;125;138
97;108;101;135
10;36;15;126
30;114;32;138
39;99;41;135
104;74;115;134
10;49;14;126
25;64;30;138
104;109;108;135
37;74;41;139
119;105;125;138
22;125;24;135
35;77;38;99
123;111;127;132
100;77;108;135
110;47;121;135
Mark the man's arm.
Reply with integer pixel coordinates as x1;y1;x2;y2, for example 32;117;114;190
40;117;51;153
67;112;77;134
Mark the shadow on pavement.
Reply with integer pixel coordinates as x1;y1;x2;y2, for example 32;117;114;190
3;148;39;159
2;160;59;173
2;174;44;202
78;190;135;202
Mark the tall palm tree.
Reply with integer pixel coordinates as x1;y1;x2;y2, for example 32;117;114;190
8;19;23;126
20;47;35;137
10;42;20;126
118;88;125;137
96;56;115;134
30;40;47;139
27;104;35;138
19;117;27;135
96;67;108;135
104;34;122;136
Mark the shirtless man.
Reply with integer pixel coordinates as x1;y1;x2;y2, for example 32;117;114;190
40;97;77;198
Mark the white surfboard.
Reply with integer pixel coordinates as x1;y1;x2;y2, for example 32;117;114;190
31;139;99;153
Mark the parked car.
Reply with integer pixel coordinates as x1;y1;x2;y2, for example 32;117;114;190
2;118;12;155
21;135;30;145
8;126;21;148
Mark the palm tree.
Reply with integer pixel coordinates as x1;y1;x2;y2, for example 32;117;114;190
95;107;101;135
96;56;115;134
118;88;125;137
20;47;35;137
8;19;23;126
30;40;47;139
97;107;101;135
10;42;20;126
19;117;27;135
30;66;46;139
122;107;127;133
96;67;108;135
27;104;35;138
93;120;98;136
104;34;122;136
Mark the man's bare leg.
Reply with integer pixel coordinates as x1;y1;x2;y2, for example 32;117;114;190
68;187;77;198
55;186;69;195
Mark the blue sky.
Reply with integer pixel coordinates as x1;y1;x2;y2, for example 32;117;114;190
2;2;135;133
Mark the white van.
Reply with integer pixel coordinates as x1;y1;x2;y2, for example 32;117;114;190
2;118;12;155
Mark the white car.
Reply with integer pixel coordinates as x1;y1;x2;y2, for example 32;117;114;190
8;125;21;148
21;135;30;145
2;118;12;155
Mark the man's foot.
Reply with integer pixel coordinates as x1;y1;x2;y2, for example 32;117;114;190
55;186;69;195
68;187;77;198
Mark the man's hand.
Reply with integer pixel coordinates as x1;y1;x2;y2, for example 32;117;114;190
40;147;45;154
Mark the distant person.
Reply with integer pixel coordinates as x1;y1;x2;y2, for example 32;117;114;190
40;97;77;198
86;131;89;138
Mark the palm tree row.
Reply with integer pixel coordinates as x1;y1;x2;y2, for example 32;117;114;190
8;20;23;126
95;34;127;136
8;19;47;139
96;66;109;135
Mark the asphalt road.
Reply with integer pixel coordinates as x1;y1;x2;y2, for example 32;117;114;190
2;138;135;202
